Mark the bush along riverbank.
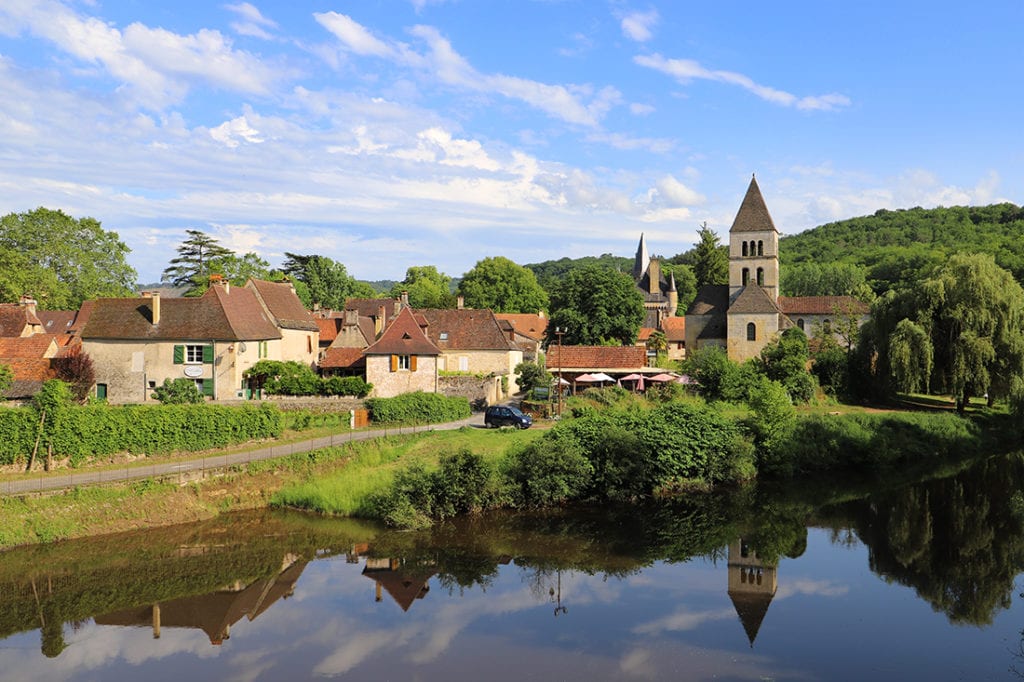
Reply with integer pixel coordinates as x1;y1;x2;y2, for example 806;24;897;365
275;386;1022;529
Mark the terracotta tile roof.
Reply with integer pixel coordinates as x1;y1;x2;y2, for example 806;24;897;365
319;347;366;369
662;316;686;341
637;327;655;341
729;285;783;314
545;345;648;370
317;318;340;343
778;296;870;315
364;307;440;356
417;308;518;351
246;279;319;331
0;335;59;359
37;310;77;335
494;313;548;341
69;300;94;335
730;176;778;234
687;285;729;316
81;288;281;341
0;305;39;337
345;298;397;319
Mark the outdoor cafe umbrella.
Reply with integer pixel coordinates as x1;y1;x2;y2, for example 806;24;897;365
647;373;677;383
618;373;645;391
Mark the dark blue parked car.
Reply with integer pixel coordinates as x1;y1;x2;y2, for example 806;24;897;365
484;405;532;429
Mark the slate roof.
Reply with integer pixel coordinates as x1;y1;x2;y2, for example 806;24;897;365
81;288;281;341
662;316;686;341
686;285;729;316
729;285;784;315
730;176;778;234
778;296;870;315
416;308;518;351
545;345;648;370
494;313;548;341
364;307;440;356
247;280;319;331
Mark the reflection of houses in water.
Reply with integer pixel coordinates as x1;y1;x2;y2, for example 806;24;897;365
94;553;306;645
362;557;438;612
727;539;777;647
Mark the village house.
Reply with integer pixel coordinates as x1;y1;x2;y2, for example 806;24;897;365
362;306;440;396
80;279;317;402
417;307;524;396
494;311;547;363
685;176;870;361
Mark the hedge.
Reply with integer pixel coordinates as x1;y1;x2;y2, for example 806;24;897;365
0;402;282;467
365;392;471;425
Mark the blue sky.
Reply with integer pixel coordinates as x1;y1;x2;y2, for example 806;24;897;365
0;1;1020;283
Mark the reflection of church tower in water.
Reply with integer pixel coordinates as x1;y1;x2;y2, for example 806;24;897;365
727;539;777;647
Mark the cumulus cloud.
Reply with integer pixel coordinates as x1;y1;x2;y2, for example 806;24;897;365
621;10;659;42
634;53;851;111
209;115;265;147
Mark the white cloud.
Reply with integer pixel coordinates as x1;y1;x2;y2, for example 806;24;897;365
314;11;397;59
655;175;705;205
209;115;265;147
621;10;659;42
630;102;655;116
634;54;850;112
225;2;277;39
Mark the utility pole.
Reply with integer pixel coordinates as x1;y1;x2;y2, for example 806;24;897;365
555;326;565;418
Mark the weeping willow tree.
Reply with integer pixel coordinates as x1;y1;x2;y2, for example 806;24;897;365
864;252;1024;413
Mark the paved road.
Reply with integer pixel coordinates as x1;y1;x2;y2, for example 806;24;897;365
0;412;485;496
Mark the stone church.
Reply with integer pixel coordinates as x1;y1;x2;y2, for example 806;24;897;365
684;176;869;362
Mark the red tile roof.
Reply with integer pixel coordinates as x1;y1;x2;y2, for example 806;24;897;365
36;310;77;335
0;305;40;337
662;317;686;341
319;347;365;369
778;296;870;315
345;298;397;319
246;279;319;331
545;345;648;370
364;307;440;356
417;308;518;351
0;335;59;359
494;313;548;341
637;327;655;341
81;289;281;341
316;318;340;343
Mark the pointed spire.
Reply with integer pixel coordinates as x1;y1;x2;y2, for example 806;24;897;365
633;233;650;279
730;175;778;233
668;271;677;292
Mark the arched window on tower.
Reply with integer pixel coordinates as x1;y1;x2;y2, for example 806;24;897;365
742;268;750;285
757;240;764;256
746;322;756;341
749;240;756;255
742;242;748;257
756;267;764;286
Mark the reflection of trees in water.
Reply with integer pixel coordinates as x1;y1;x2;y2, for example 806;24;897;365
838;452;1024;625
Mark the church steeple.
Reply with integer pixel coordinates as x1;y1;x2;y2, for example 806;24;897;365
633;233;650;279
728;175;780;302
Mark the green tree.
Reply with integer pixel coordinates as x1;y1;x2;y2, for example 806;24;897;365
758;327;816;403
515;361;552;394
888;319;933;395
151;378;204;404
458;256;549;313
390;266;455;308
690;224;728;288
161;230;233;292
0;208;137;308
282;253;371;310
0;363;12;398
544;264;644;346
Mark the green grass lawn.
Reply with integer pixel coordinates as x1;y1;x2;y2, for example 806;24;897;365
272;426;544;516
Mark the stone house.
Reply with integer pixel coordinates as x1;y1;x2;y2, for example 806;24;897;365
80;279;317;402
363;307;440;397
494;312;547;363
417;308;524;395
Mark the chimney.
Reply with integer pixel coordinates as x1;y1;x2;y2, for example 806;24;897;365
457;295;464;310
401;291;409;307
18;294;37;318
142;291;161;325
376;305;386;336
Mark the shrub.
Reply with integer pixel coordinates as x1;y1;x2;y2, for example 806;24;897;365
321;376;372;397
151;378;204;404
245;360;320;396
503;431;593;506
745;376;796;461
366;392;471;424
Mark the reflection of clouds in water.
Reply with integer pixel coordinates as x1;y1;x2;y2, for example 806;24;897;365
776;578;849;600
632;606;737;634
619;642;814;682
620;647;658;679
0;624;220;682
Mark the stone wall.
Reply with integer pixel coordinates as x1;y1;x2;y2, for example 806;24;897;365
438;374;502;408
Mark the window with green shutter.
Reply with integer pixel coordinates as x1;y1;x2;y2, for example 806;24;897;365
173;345;184;364
202;378;214;397
202;345;215;363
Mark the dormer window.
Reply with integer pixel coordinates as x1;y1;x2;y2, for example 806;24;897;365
439;332;449;341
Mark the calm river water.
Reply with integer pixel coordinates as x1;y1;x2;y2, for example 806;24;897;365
2;451;1024;681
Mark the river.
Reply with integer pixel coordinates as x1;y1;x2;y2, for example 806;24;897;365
1;451;1023;681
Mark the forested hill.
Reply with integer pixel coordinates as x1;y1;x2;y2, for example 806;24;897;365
779;203;1024;289
525;254;633;291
